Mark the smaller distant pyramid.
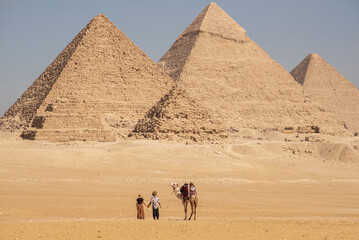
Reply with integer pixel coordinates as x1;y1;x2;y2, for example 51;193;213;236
130;85;229;142
291;54;359;132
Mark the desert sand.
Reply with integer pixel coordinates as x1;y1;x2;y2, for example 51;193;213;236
1;131;358;239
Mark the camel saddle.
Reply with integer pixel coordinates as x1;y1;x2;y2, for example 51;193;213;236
181;183;197;199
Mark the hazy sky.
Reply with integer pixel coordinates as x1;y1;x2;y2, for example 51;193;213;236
0;0;358;116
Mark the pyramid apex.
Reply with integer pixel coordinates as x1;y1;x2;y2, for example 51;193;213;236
86;14;114;29
177;2;246;41
92;13;109;21
207;2;218;7
309;53;321;59
306;54;327;65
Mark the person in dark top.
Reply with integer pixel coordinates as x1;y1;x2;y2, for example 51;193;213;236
136;194;146;219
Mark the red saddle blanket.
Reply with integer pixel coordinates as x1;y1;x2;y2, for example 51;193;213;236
181;183;197;198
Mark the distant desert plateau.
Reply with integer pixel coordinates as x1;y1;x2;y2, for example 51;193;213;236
1;131;359;239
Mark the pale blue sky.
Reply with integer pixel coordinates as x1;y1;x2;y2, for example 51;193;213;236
0;0;358;116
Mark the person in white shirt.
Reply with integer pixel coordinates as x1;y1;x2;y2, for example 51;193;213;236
147;191;161;220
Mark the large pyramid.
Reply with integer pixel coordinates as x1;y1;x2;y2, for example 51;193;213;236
0;14;172;141
134;2;346;138
291;54;359;133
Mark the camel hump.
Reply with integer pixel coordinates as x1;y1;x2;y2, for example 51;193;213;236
189;182;197;196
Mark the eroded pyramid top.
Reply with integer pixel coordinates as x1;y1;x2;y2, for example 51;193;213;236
177;2;247;41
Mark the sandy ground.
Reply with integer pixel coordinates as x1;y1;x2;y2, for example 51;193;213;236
0;132;359;239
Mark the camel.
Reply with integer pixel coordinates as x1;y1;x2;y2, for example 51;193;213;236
170;182;198;220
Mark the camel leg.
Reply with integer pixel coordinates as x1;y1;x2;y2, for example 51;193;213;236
183;201;188;220
193;206;196;220
188;202;194;220
194;196;198;220
189;196;197;220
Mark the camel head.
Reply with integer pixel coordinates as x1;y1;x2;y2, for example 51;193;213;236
169;182;178;188
170;182;183;200
169;182;179;192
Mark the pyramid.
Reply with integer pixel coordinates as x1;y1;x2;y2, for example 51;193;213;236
149;2;346;135
291;54;359;132
130;85;229;142
0;14;172;141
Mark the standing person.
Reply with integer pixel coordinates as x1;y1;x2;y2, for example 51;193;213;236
147;191;161;220
136;194;146;219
